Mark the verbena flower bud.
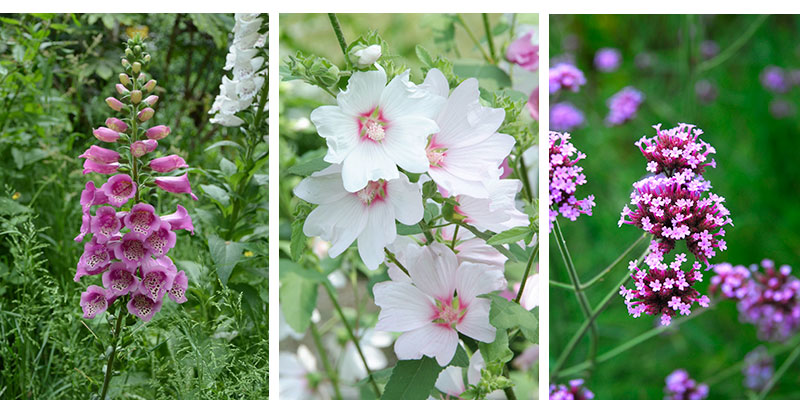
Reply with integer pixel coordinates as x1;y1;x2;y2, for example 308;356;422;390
137;107;154;122
130;90;142;104
106;97;124;111
146;125;170;140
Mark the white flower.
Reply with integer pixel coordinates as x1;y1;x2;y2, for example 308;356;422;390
421;69;515;198
336;329;392;383
373;242;504;366
439;225;507;270
516;273;540;311
522;145;539;197
294;164;423;269
310;66;444;192
455;175;529;233
435;350;487;397
279;345;331;400
354;44;382;68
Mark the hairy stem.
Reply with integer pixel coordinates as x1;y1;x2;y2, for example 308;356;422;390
327;13;350;67
384;249;409;276
99;301;126;399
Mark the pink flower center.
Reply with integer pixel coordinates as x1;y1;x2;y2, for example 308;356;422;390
359;108;388;142
132;294;154;317
143;271;166;300
123;239;145;261
85;295;107;317
131;210;155;235
111;270;134;291
146;230;167;255
363;119;385;141
426;147;446;167
432;297;467;328
86;248;110;270
356;180;387;205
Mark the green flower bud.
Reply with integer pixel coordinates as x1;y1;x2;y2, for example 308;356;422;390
132;62;141;74
143;79;157;93
119;73;131;87
130;90;142;104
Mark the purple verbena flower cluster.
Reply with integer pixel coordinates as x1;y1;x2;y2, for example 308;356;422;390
549;131;595;231
550;102;585;131
760;66;789;94
606;86;644;126
620;245;710;326
664;369;709;400
737;260;800;341
75;37;196;323
549;379;595;400
709;262;751;299
549;63;586;94
633;123;717;176
743;346;774;391
594;47;621;72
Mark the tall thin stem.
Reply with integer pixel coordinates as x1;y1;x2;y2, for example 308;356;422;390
481;14;497;63
696;15;767;74
515;243;538;304
327;13;350;67
581;234;647;289
311;322;343;400
99;302;126;399
456;14;494;65
757;342;800;400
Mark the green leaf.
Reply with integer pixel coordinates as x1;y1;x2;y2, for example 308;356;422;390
453;61;511;90
206;140;244;152
207;235;244;285
200;184;231;208
286;156;330;176
381;357;444;400
486;226;531;245
279;270;318;334
415;45;434;67
449;345;469;368
290;216;307;262
397;223;423;235
478;328;513;363
483;293;538;342
219;157;237;178
0;198;32;216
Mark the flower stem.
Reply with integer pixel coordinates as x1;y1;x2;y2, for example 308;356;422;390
481;14;497;63
311;321;343;400
502;366;518;400
450;224;459;250
704;334;800;387
457;222;516;261
99;300;126;399
580;233;647;290
322;281;381;397
384;249;409;276
456;14;494;65
696;14;767;74
514;243;538;304
757;340;800;399
327;13;351;68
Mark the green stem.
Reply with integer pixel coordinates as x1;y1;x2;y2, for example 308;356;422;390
581;234;647;290
456;14;494;65
481;14;496;63
457;222;516;261
696;14;768;74
514;243;538;304
311;322;343;400
327;13;350;67
384;249;409;276
549;279;575;290
450;224;459;250
99;301;126;399
704;335;800;387
502;366;518;400
757;342;800;399
322;282;381;397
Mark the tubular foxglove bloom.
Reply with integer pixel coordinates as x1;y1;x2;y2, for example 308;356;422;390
144;223;177;257
75;237;114;281
82;158;120;175
160;204;195;234
506;31;539;71
154;174;199;200
737;260;800;341
80;285;109;319
294;165;424;269
664;369;709;400
139;257;176;302
106;97;124;111
550;102;584;131
114;232;151;268
105;117;128;133
146;125;170;140
80;181;109;214
127;292;163;322
594;47;622;72
80;145;121;164
91;206;123;243
102;262;139;300
93;126;121;143
549;131;595;230
549;62;586;94
373;243;505;366
310;67;444;192
124;203;161;236
149;155;188;172
419;69;514;198
101;174;137;207
606;86;644;126
549;379;595;400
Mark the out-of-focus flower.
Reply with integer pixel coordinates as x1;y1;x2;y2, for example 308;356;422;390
606;86;644;126
743;346;774;391
549;63;586;94
512;344;539;371
506;31;539;71
528;86;539;120
700;40;719;60
695;80;718;104
594;47;622;72
549;131;594;230
710;263;750;299
337;329;392;382
738;259;800;341
664;369;709;400
280;345;331;400
549;379;594;400
761;66;789;93
550;102;584;131
769;99;795;119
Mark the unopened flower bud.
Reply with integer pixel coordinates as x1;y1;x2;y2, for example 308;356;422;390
143;95;158;106
93;127;121;143
125;48;133;57
105;117;129;133
121;58;130;68
130;90;142;104
146;125;170;140
352;44;382;68
137;73;146;83
144;79;157;92
144;54;151;63
137;107;154;122
130;139;157;157
105;97;125;112
134;45;142;54
115;84;129;95
119;73;131;87
132;62;141;74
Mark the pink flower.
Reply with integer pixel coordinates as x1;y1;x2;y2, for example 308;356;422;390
506;31;539;71
106;97;124;111
113;232;151;268
100;174;136;207
93;127;121;143
130;139;158;157
528;86;539;120
138;107;154;122
139;256;176;302
102;262;139;301
160;204;195;234
154;173;198;200
168;270;188;304
373;243;504;366
82;158;120;175
91;206;123;243
127;291;163;322
79;181;109;214
105;117;128;133
146;125;170;140
75;236;114;281
144;222;177;257
143;95;159;106
149;155;187;172
79;145;120;164
124;203;161;236
80;285;109;319
454;178;529;233
115;84;129;95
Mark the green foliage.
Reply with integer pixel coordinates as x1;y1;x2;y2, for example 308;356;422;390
381;357;444;400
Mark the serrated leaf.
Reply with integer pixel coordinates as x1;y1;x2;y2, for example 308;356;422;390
286;156;330;176
486;226;531;245
381;357;444;400
208;235;243;285
478;328;513;363
290;215;307;262
279;270;318;334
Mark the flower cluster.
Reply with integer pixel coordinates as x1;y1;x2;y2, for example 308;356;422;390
550;102;584;131
664;369;709;400
633;123;717;177
75;37;195;322
760;65;789;94
209;13;267;127
737;260;800;341
296;66;527;269
605;86;644;126
549;131;594;230
549;379;595;400
549;63;586;94
619;246;710;326
594;47;621;72
742;346;774;391
709;262;751;299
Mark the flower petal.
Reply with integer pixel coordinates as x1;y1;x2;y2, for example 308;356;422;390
457;297;496;343
407;242;458;301
356;200;396;269
337;69;386;116
456;262;506;303
303;195;368;258
293;164;348;204
394;323;459;366
383;116;437;173
341;140;398;192
386;175;424;225
373;281;435;332
379;70;444;121
310;105;361;164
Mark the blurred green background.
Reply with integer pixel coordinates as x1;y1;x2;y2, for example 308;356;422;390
550;15;800;399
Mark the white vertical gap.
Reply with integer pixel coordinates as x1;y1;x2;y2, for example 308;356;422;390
267;11;280;400
537;11;550;400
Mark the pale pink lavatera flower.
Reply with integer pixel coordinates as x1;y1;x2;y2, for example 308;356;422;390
113;232;151;268
528;86;539;120
515;273;540;311
127;291;163;322
455;175;529;233
438;225;507;270
310;66;444;192
82;159;120;175
80;285;109;319
102;262;139;301
294;164;424;269
124;203;161;236
80;145;120;164
419;69;514;198
100;174;137;207
160;204;195;234
374;242;505;366
435;351;488;397
155;174;198;200
93;126;121;143
149;155;188;173
506;31;539;71
75;236;114;281
91;206;123;243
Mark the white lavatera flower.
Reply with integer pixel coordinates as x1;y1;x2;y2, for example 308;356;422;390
420;69;516;199
279;345;332;400
294;164;423;269
434;351;504;399
328;328;392;383
310;66;445;192
373;242;505;366
354;44;382;68
454;170;529;233
516;273;540;311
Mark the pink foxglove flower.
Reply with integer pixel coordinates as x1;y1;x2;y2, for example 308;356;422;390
149;155;188;173
310;67;444;192
139;257;176;302
80;145;120;164
419;69;514;198
114;232;151;268
144;223;177;257
168;270;188;304
100;174;137;207
80;181;109;213
124;203;161;236
373;243;504;366
80;285;109;319
102;262;140;301
93;126;121;143
82;158;120;175
130;139;158;157
160;204;195;234
75;237;114;281
137;107;154;122
91;206;123;243
127;291;163;322
105;117;128;133
154;174;198;200
146;125;170;140
506;31;539;71
295;164;423;269
105;97;124;111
